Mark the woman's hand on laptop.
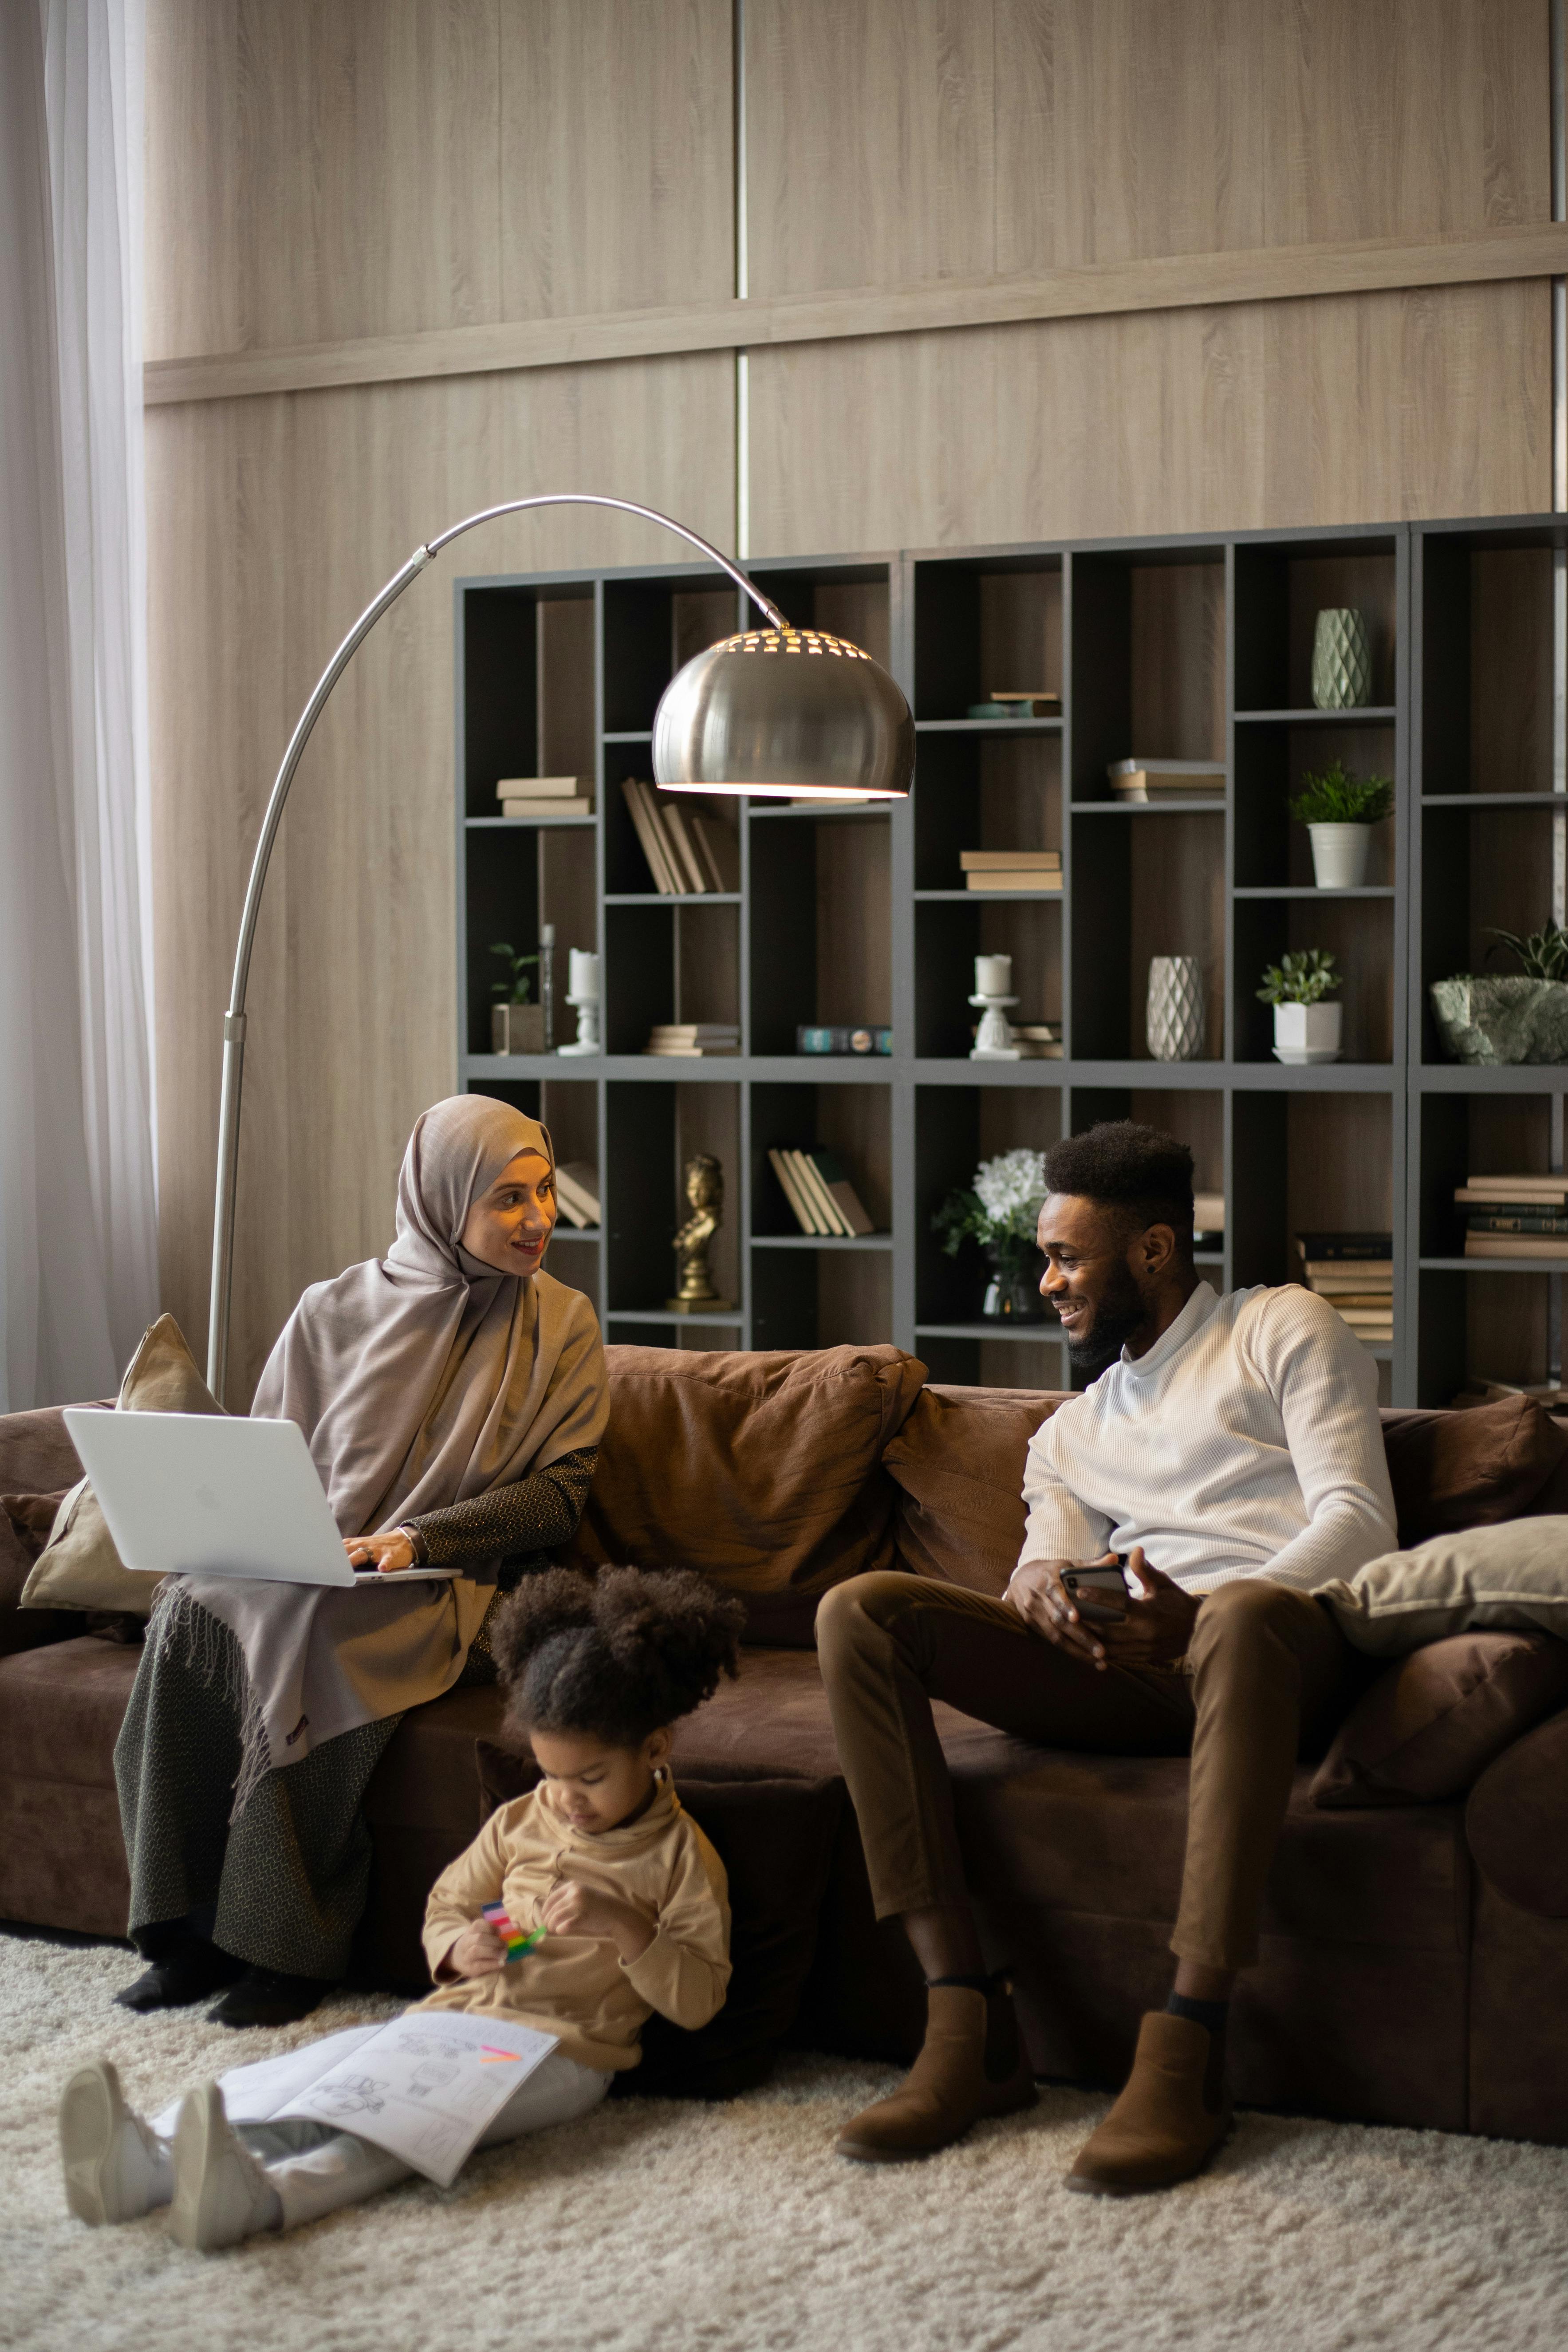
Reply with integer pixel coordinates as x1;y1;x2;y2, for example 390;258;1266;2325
343;1531;416;1573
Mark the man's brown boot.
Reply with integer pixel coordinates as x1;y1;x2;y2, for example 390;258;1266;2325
1067;2010;1232;2194
836;1978;1037;2163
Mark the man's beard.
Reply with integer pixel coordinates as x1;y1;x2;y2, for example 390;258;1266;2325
1061;1261;1148;1380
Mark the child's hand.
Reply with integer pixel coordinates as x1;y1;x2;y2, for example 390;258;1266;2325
445;1916;508;1979
541;1875;655;1963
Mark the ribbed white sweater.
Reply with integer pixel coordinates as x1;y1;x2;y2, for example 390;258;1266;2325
1017;1282;1398;1594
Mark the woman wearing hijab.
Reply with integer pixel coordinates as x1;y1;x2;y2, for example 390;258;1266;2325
112;1095;609;2029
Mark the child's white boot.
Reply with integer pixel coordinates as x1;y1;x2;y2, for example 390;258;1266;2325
59;2057;173;2225
168;2083;282;2250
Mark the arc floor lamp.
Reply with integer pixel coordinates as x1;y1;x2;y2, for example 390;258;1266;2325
205;492;916;1403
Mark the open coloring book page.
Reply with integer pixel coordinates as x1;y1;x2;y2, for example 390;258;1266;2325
205;2012;559;2187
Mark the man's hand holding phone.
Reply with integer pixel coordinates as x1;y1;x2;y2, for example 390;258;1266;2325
1006;1546;1200;1671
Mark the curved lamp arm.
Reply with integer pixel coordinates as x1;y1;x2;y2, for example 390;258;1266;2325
206;494;788;1401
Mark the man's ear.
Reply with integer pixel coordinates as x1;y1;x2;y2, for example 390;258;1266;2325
1140;1222;1178;1277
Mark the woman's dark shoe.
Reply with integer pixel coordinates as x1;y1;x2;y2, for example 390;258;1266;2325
114;1934;243;2013
208;1968;332;2029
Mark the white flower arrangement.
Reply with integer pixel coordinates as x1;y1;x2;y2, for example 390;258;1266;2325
971;1148;1048;1233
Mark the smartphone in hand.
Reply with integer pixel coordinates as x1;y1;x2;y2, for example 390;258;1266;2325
1059;1559;1130;1625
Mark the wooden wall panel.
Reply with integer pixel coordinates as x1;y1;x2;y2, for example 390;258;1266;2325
145;0;732;361
147;354;734;1401
746;0;996;295
748;280;1551;553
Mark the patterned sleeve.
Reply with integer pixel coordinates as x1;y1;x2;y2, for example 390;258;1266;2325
405;1446;598;1568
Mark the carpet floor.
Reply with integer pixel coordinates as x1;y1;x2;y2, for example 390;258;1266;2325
4;1929;1568;2352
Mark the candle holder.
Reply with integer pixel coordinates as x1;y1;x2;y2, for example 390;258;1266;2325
969;953;1021;1060
557;948;600;1056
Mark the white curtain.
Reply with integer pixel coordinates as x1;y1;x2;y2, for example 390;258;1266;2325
0;0;158;1411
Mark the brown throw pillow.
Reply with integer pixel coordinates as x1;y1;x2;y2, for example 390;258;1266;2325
1380;1396;1568;1544
20;1313;222;1617
1310;1629;1568;1807
564;1344;925;1600
476;1739;843;2097
883;1384;1064;1599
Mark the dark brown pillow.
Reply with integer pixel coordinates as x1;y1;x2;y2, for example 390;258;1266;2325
1380;1397;1568;1544
883;1384;1064;1599
476;1740;843;2098
1310;1629;1568;1808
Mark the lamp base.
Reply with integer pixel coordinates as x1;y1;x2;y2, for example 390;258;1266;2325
555;1042;598;1057
665;1297;736;1314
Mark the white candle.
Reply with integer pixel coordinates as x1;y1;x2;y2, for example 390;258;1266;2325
569;948;599;1001
975;953;1013;998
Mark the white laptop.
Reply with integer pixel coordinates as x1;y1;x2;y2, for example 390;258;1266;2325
62;1409;456;1587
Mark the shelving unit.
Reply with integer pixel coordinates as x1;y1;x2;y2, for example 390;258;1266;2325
454;516;1566;1407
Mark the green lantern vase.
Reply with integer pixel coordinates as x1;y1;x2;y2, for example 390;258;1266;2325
1310;608;1372;710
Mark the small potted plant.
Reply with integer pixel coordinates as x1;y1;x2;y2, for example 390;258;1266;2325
1430;922;1568;1065
489;942;543;1055
1288;759;1394;889
934;1147;1048;1321
1257;949;1342;1064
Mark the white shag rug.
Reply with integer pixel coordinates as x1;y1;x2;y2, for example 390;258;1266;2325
5;1929;1568;2352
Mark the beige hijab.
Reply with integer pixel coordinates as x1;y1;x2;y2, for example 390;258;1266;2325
150;1097;609;1809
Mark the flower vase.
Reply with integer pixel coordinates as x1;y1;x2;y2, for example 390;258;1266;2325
1311;609;1372;709
1146;956;1206;1061
981;1256;1045;1321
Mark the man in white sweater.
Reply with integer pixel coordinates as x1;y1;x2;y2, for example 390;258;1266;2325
817;1121;1397;2190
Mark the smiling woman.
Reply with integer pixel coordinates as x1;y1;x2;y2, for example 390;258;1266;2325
110;1096;609;2031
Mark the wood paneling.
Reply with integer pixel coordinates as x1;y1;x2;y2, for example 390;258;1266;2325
146;354;734;1401
748;280;1551;553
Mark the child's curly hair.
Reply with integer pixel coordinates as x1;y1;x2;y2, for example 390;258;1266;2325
490;1566;745;1750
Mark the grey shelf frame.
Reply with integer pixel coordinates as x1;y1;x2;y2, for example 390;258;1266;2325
456;516;1568;1402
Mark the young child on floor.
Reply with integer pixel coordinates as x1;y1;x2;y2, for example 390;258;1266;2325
59;1566;743;2250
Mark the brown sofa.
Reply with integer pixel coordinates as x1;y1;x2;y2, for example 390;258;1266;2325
5;1343;1568;2146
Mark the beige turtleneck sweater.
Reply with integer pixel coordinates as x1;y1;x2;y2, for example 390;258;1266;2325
417;1777;731;2073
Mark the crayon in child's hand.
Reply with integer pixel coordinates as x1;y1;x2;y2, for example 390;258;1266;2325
483;1900;544;1961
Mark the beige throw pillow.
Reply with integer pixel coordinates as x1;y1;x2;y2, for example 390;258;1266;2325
20;1314;224;1616
1318;1517;1568;1655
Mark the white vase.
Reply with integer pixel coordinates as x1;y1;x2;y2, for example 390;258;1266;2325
1273;1001;1343;1064
1146;956;1206;1061
1308;823;1371;889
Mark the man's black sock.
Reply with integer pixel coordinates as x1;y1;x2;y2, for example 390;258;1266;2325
1166;1990;1229;2035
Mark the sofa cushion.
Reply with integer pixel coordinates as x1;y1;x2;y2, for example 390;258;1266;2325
0;1635;141;1787
22;1316;220;1617
884;1384;1060;1597
475;1737;844;2098
1310;1631;1568;1807
1380;1395;1568;1542
564;1344;925;1599
1319;1518;1568;1655
1466;1705;1568;1916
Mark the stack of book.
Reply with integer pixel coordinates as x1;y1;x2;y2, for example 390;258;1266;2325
796;1025;892;1056
967;690;1061;718
496;776;594;818
1107;758;1226;804
1193;1192;1225;1245
553;1162;600;1229
1294;1233;1393;1344
621;780;738;896
767;1148;877;1237
1012;1023;1062;1060
961;850;1062;894
1456;1172;1568;1260
644;1024;740;1058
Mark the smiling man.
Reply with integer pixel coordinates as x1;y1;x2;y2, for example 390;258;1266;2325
816;1120;1397;2191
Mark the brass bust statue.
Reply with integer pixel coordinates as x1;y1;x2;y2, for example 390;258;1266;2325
668;1153;733;1312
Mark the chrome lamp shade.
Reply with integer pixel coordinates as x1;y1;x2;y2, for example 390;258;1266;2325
653;626;914;800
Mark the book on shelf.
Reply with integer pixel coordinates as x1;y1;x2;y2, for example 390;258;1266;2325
644;1023;740;1058
495;776;588;800
1107;758;1226;803
1458;1173;1568;1200
959;850;1061;871
553;1161;600;1227
619;780;738;897
991;689;1060;710
1192;1192;1225;1238
767;1148;876;1239
965;871;1063;892
968;693;1060;718
796;1025;892;1056
1465;1234;1568;1260
500;795;594;819
1295;1233;1393;1263
1466;1212;1568;1235
1299;1265;1394;1289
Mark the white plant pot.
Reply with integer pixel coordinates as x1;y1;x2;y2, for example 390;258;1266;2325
1273;1000;1343;1065
1308;823;1371;889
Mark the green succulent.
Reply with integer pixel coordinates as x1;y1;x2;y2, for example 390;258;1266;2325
1485;921;1568;983
489;941;539;1004
1288;759;1394;827
1256;949;1342;1007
